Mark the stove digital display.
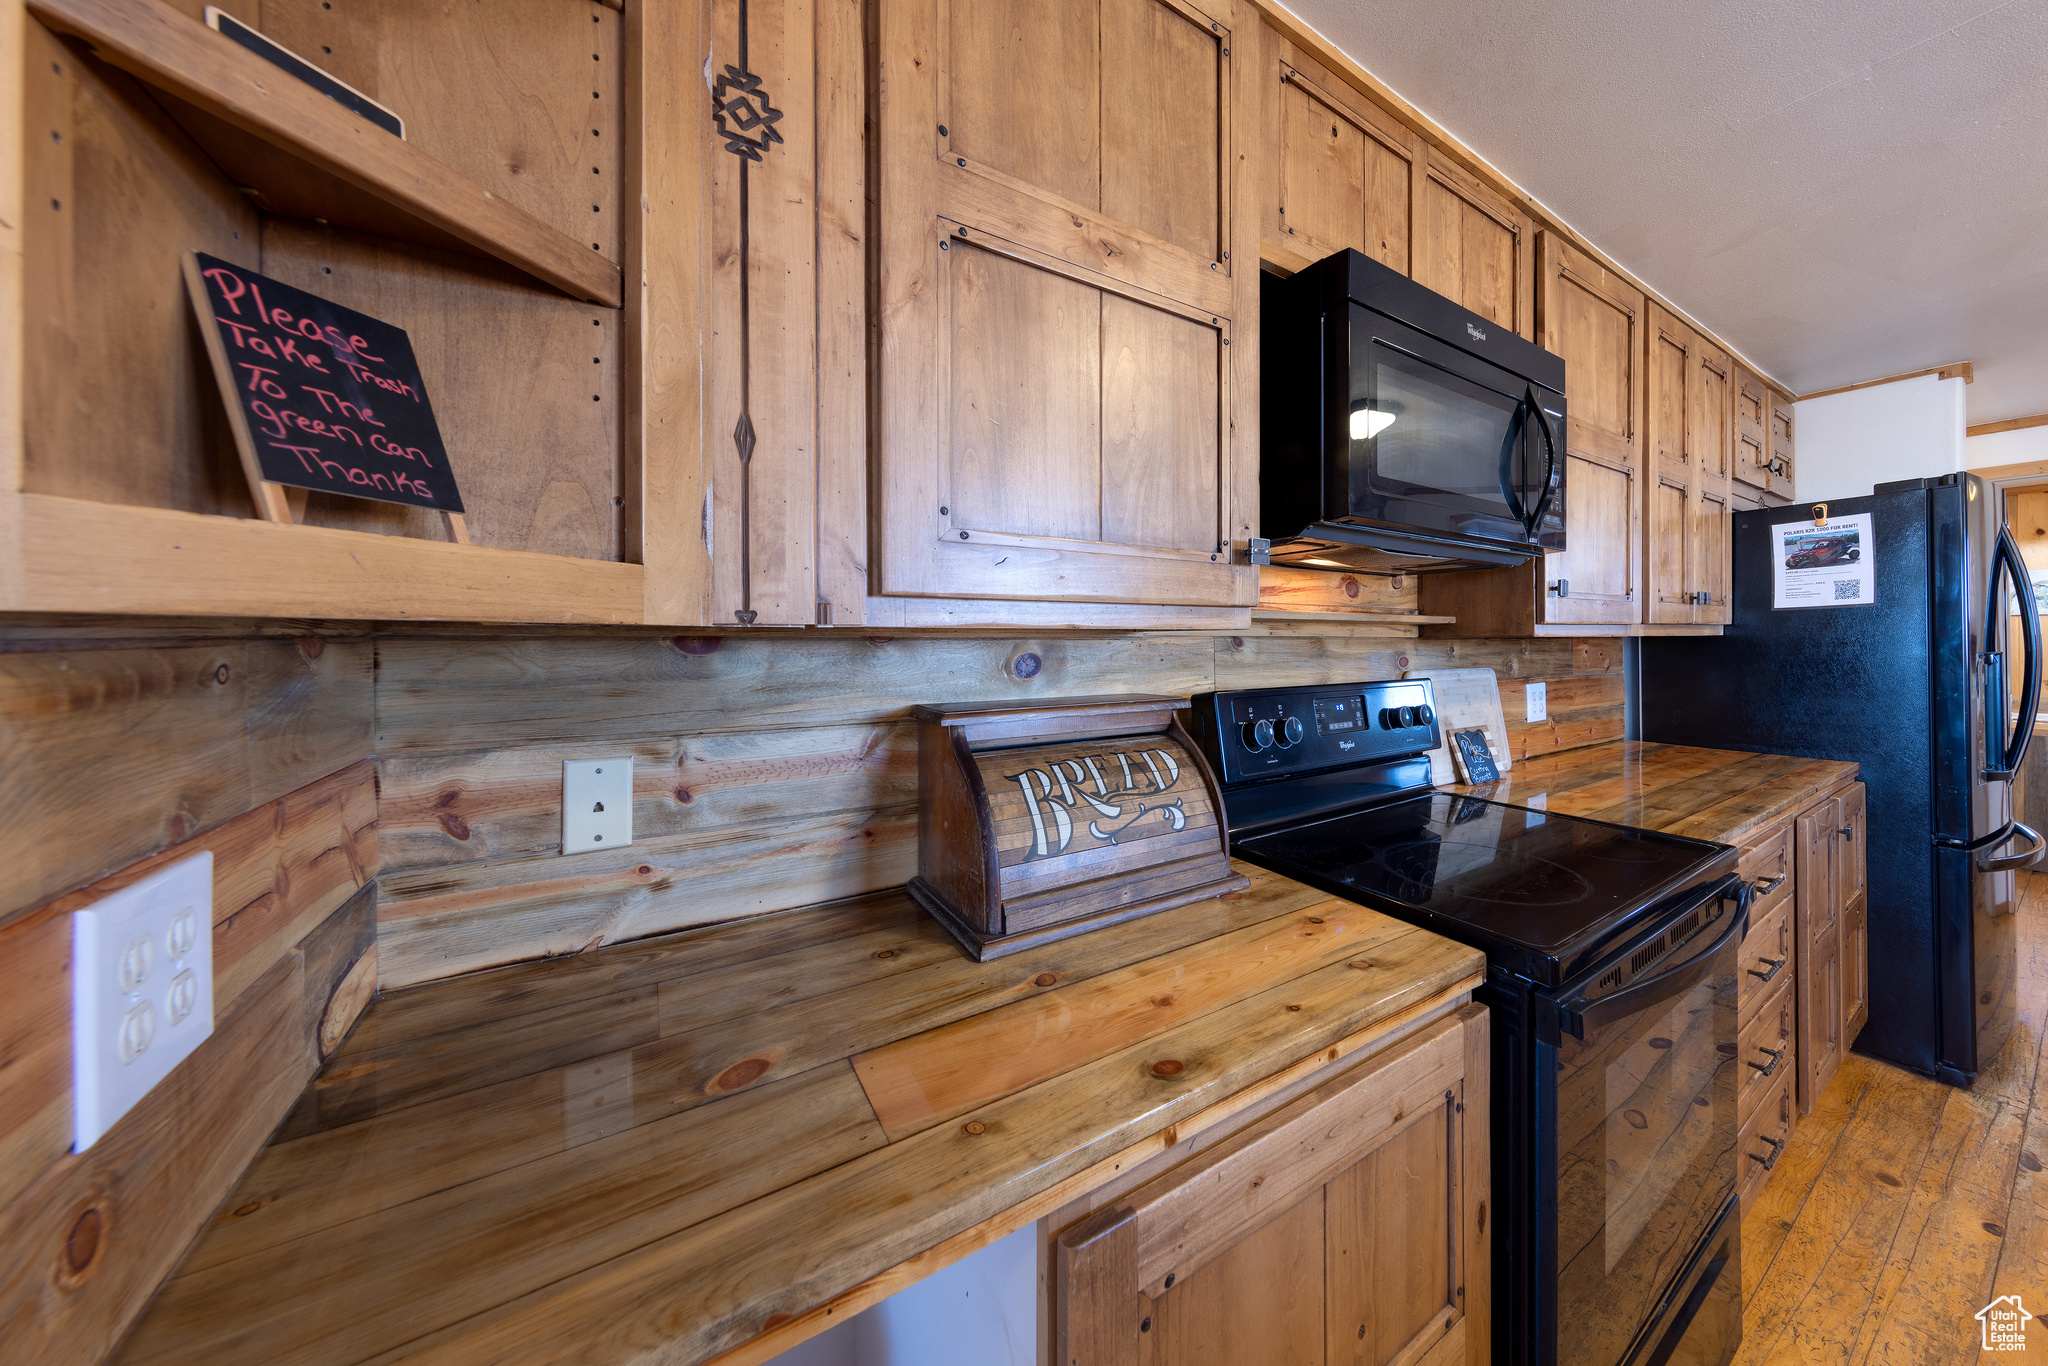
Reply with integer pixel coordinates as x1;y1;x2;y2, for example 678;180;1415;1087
1314;695;1364;733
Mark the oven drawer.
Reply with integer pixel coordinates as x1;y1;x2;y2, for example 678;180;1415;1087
1736;974;1796;1130
1737;1051;1798;1215
1740;891;1796;1021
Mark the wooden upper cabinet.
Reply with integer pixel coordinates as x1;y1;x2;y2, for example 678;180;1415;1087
1415;151;1533;340
1692;339;1732;624
1732;363;1771;496
1643;304;1732;625
1261;40;1418;276
1055;1007;1487;1366
1535;232;1642;626
1768;385;1798;499
874;0;1257;608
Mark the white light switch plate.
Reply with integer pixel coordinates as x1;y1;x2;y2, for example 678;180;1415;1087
72;851;215;1150
1525;680;1548;724
563;757;634;852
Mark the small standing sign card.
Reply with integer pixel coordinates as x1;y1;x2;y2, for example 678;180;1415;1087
183;252;467;539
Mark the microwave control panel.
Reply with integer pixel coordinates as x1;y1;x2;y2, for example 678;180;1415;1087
1186;680;1442;785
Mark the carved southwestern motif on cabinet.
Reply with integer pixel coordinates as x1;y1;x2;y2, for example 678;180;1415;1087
874;0;1259;609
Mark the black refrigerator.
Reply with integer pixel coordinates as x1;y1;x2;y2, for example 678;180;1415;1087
1640;473;2042;1085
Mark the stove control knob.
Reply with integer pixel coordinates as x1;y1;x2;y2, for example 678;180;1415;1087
1280;716;1304;746
1242;718;1274;752
1378;706;1397;730
1395;705;1417;728
1416;704;1435;729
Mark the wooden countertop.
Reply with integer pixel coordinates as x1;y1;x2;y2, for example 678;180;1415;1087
116;863;1483;1366
1455;740;1859;848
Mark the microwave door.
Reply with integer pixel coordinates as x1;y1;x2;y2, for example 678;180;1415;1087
1353;335;1531;545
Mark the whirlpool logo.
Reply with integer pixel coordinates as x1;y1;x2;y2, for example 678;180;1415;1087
1005;749;1188;859
1466;322;1487;342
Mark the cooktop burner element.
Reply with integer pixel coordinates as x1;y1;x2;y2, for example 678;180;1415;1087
1236;792;1729;984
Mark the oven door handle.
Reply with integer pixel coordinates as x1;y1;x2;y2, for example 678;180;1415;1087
1555;896;1745;1041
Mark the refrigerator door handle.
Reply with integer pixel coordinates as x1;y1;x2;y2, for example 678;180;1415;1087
1983;522;2042;779
1979;821;2047;873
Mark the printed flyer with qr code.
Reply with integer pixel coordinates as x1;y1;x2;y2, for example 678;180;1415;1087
1772;512;1875;609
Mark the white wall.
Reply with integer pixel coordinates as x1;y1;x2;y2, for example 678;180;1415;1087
1791;373;1967;503
762;1224;1038;1366
1967;423;2048;472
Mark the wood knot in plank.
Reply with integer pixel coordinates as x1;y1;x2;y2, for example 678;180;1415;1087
874;949;898;959
1286;1004;1302;1012
1306;917;1324;925
294;634;325;660
709;1056;774;1093
962;1121;986;1135
1348;960;1375;970
1221;890;1246;900
56;1201;109;1289
1150;1059;1184;1078
1034;972;1059;987
671;636;722;655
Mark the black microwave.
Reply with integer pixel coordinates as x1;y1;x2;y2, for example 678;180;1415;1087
1261;250;1567;574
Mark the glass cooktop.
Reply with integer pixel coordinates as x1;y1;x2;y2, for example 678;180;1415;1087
1235;792;1735;984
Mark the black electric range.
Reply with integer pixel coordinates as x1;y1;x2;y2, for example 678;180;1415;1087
1188;679;1748;1366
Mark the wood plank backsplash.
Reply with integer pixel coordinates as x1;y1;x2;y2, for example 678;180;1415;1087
0;619;1619;1363
373;630;1622;986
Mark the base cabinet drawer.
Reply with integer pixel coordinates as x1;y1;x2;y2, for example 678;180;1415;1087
1739;892;1795;1021
1737;1060;1797;1216
1736;976;1796;1130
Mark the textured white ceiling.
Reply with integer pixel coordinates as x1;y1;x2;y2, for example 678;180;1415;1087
1277;0;2048;424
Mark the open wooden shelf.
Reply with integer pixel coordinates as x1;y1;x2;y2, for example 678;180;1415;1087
3;496;645;623
27;0;625;307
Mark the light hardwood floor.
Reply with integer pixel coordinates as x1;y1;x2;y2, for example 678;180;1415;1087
1736;871;2047;1363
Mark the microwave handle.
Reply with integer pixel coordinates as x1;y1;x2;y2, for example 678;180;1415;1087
1526;392;1559;532
1498;397;1531;528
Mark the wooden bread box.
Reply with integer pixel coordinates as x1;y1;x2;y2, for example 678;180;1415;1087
908;696;1249;959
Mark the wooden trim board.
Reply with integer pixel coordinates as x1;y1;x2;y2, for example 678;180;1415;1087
1800;361;1975;403
1969;413;2048;439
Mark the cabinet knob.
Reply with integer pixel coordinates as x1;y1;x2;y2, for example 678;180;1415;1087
1838;826;1853;840
1549;579;1570;598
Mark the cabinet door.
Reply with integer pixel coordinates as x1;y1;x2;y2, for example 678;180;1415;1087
1795;797;1842;1111
1643;305;1697;624
1055;1007;1487;1366
1534;233;1641;626
1415;150;1533;340
1264;43;1418;276
1691;341;1732;625
1839;783;1868;1038
1768;388;1797;497
875;0;1256;608
1732;364;1770;496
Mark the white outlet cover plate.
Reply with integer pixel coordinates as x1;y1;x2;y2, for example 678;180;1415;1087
1525;680;1549;724
72;850;215;1150
563;757;634;853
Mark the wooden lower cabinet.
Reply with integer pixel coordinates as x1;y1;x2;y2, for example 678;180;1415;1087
1054;1005;1488;1366
1735;976;1797;1130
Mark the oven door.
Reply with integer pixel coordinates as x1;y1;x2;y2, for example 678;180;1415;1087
1336;304;1566;552
1547;888;1743;1366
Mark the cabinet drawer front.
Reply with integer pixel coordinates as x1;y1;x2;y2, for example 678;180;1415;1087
1740;892;1795;1020
1739;822;1792;885
1736;1058;1797;1216
1736;975;1796;1130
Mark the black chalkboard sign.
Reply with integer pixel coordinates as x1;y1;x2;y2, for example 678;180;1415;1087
184;253;464;516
